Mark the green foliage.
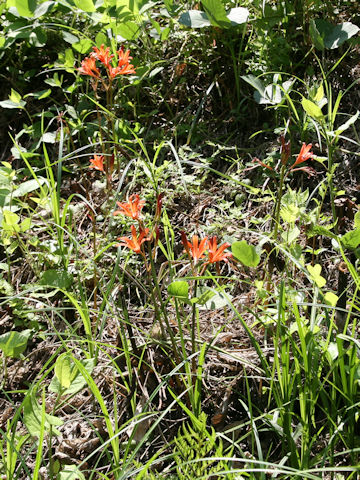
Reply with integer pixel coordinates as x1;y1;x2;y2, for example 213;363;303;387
231;240;260;267
310;19;359;50
23;389;63;437
172;413;234;480
39;269;73;289
0;329;31;358
49;355;95;395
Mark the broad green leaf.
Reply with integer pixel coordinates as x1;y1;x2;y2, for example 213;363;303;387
178;10;211;28
280;204;299;224
307;264;326;288
49;358;95;395
44;73;62;87
2;210;19;228
25;89;52;100
54;354;72;389
325;342;338;362
324;291;338;307
29;27;47;47
0;90;26;109
9;89;22;103
309;19;324;50
341;228;360;250
168;280;189;299
281;225;300;244
355;211;360;229
33;0;54;18
115;21;140;40
241;75;265;97
41;132;57;143
232;240;260;267
59;465;85;480
12;177;46;197
227;7;249;25
39;269;73;289
116;0;139;13
201;0;230;28
95;32;108;47
23;390;63;437
20;217;31;232
63;31;79;44
72;38;93;54
0;188;11;207
0;329;31;358
73;0;95;11
0;278;14;295
0;100;26;109
14;0;36;17
195;287;232;310
315;19;360;49
301;97;324;122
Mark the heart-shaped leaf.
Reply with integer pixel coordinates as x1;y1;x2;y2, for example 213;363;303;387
232;241;260;267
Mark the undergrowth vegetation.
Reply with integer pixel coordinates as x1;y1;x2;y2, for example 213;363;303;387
1;0;360;478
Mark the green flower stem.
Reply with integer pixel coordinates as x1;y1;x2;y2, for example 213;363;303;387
191;278;199;376
326;143;338;234
145;243;181;365
272;164;287;239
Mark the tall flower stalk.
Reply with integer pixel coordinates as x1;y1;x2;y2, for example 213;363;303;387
78;44;136;189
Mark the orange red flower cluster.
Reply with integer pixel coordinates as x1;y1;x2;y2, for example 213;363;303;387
181;232;232;265
112;194;232;264
113;194;145;220
78;44;136;81
113;194;154;255
89;154;105;172
88;153;114;182
117;225;150;254
289;143;315;175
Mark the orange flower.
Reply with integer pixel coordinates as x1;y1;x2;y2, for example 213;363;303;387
290;143;314;169
181;232;208;264
89;154;105;172
207;237;232;263
117;225;150;254
108;47;136;78
113;194;145;220
77;57;100;78
91;44;113;69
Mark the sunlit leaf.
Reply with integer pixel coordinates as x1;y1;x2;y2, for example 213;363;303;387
168;281;189;300
341;228;360;250
73;0;95;12
232;241;260;267
14;0;36;17
307;264;326;288
39;269;73;289
324;291;338;307
49;358;95;395
23;390;63;437
54;353;72;389
301;97;324;122
201;0;230;28
0;329;31;358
